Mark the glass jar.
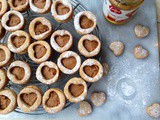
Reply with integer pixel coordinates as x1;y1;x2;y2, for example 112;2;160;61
103;0;144;24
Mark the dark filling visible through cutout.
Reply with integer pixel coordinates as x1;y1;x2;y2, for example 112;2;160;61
20;93;37;106
46;91;60;107
0;49;6;62
55;35;70;47
34;44;47;59
33;0;46;9
83;40;98;52
56;3;70;15
0;95;10;110
13;0;26;7
84;65;99;78
80;15;94;29
42;66;57;80
69;84;84;97
10;66;25;80
12;36;26;48
35;22;49;35
0;2;2;11
7;15;21;27
61;56;77;70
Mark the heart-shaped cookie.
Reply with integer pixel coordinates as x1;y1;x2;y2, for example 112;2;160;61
55;35;70;47
62;56;77;70
134;45;149;59
78;101;92;117
56;3;70;15
69;84;84;97
0;95;11;110
84;65;99;78
11;66;25;80
35;22;49;35
0;49;6;62
12;36;26;48
46;91;60;107
83;40;98;52
21;93;37;106
109;41;124;56
42;66;57;80
134;24;150;38
80;15;94;29
146;103;160;118
91;92;106;107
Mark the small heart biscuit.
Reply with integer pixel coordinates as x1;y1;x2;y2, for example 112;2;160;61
134;24;150;38
109;41;124;56
134;45;149;59
78;101;92;117
91;92;106;107
146;103;160;118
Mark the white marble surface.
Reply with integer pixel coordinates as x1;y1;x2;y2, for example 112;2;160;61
1;0;159;120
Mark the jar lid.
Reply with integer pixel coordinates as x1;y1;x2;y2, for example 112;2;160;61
109;0;144;10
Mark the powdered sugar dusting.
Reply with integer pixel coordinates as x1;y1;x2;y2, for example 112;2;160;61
121;82;136;97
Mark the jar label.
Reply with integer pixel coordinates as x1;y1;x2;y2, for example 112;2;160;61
103;0;138;23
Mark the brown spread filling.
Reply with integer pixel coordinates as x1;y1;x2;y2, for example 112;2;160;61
46;91;60;107
62;56;77;70
56;3;70;15
34;44;47;59
20;93;37;106
55;35;70;47
13;0;26;7
0;49;6;62
35;22;49;35
33;0;46;9
80;15;94;29
69;84;84;97
0;95;10;110
84;65;99;77
83;40;98;52
7;15;21;27
10;66;25;80
42;66;57;80
0;2;2;11
12;36;26;48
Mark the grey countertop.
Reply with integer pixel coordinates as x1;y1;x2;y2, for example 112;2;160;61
1;0;160;120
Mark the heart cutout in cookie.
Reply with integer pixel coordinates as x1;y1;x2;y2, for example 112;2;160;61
10;66;25;80
61;56;77;70
146;103;160;118
134;45;149;59
35;22;49;35
80;15;94;29
12;36;26;48
33;0;46;9
55;35;70;47
21;93;37;106
34;44;47;59
0;95;11;110
56;3;70;15
109;41;124;56
91;92;106;107
78;101;92;117
0;49;6;62
42;66;57;80
46;91;60;107
69;84;84;97
13;0;27;7
134;25;149;38
7;14;21;27
84;65;99;78
83;40;98;52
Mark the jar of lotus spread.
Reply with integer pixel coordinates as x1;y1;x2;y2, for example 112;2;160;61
103;0;144;24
